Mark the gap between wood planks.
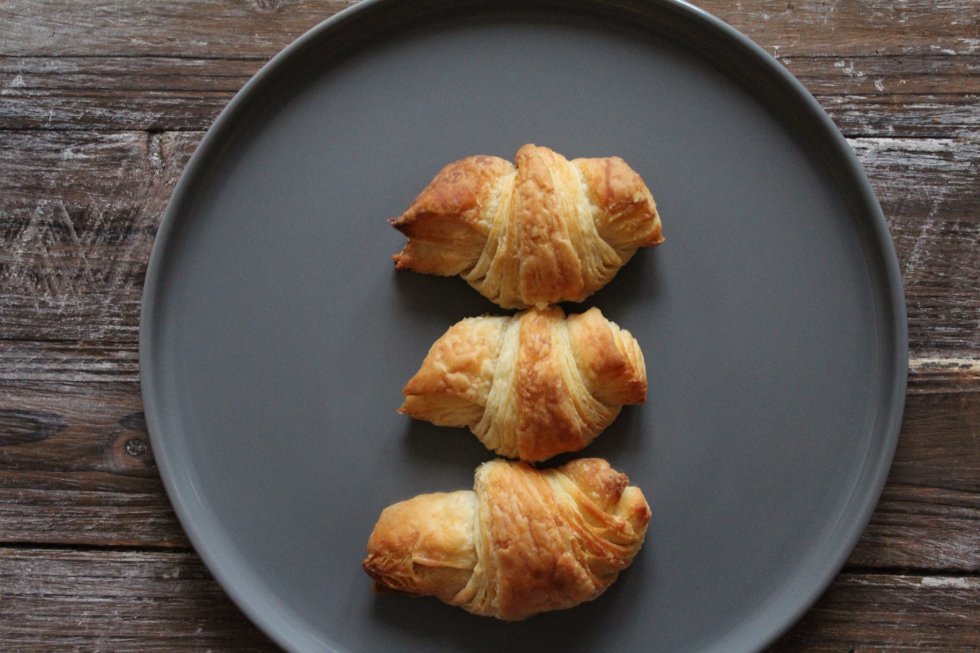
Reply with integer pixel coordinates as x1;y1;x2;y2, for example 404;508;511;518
0;540;187;554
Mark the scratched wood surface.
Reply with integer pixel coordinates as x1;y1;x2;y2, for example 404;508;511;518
0;1;977;651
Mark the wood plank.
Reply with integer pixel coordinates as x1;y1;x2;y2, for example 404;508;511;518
1;0;976;58
0;380;187;547
862;137;980;356
0;546;976;651
0;341;139;384
0;0;352;58
850;483;980;571
1;368;976;568
780;54;980;97
0;547;275;652
0;382;149;475
848;384;980;572
1;54;977;136
713;0;980;58
0;483;185;549
887;389;980;494
850;359;980;572
0;130;195;343
2;53;973;99
768;573;980;652
873;143;979;360
908;357;980;395
0;55;251;132
1;130;977;350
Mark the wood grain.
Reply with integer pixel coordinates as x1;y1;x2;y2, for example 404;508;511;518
1;55;977;137
1;0;976;58
1;130;976;352
0;130;195;343
0;547;275;652
1;369;976;569
0;547;977;652
0;380;186;548
849;382;980;572
769;573;980;652
0;0;353;58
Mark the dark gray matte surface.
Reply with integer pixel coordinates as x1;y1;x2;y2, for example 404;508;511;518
140;2;907;652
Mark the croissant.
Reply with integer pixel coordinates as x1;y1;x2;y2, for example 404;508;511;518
390;144;664;308
363;458;651;620
400;306;646;462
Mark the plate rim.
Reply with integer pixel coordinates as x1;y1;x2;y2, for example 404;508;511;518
139;1;909;651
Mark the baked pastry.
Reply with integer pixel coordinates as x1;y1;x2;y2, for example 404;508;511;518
399;306;646;462
363;458;651;620
390;144;664;308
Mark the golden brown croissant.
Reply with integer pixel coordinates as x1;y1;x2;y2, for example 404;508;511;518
399;306;646;462
363;458;651;620
390;144;664;308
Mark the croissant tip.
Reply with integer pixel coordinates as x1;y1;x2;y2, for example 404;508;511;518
388;215;413;236
637;502;653;523
392;252;410;269
642;228;665;247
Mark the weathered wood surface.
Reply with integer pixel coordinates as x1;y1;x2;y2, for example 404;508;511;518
769;573;980;652
0;548;276;652
0;0;977;651
1;369;977;568
1;0;976;58
2;130;977;351
2;55;977;137
0;547;977;652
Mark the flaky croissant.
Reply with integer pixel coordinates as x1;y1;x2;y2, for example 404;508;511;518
400;306;646;462
390;144;664;308
363;458;651;620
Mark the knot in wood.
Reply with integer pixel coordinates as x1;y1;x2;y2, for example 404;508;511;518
125;438;147;457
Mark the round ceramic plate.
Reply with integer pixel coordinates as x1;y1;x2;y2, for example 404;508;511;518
140;1;908;651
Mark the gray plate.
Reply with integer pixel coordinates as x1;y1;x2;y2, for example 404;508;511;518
139;1;908;652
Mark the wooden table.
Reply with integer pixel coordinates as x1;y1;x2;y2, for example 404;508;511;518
1;1;977;650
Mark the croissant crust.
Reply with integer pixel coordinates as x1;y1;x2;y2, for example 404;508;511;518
400;306;647;462
391;144;664;308
363;458;651;620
